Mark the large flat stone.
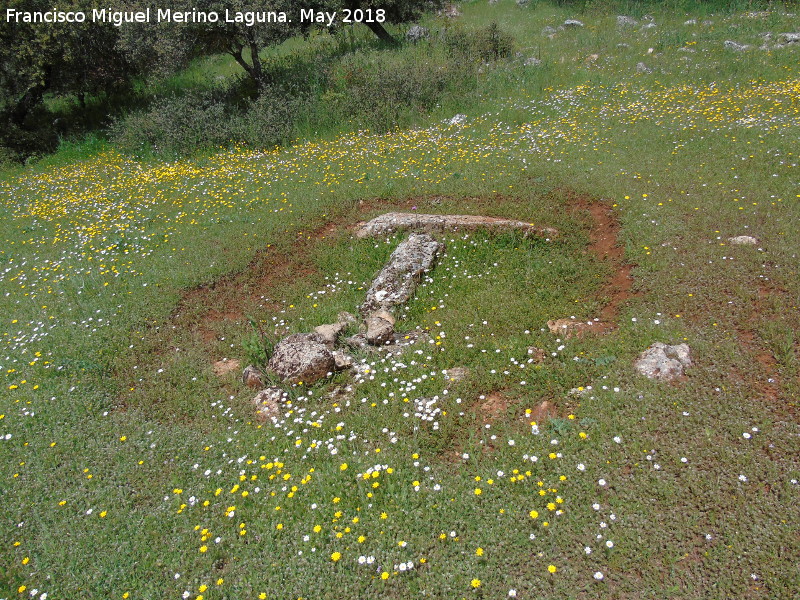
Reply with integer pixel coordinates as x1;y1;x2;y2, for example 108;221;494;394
354;212;557;239
361;233;443;314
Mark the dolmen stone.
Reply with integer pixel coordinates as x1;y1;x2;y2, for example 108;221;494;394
634;342;692;381
355;212;557;239
361;233;443;314
268;333;335;385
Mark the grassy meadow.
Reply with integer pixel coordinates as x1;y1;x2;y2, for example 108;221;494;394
1;1;799;598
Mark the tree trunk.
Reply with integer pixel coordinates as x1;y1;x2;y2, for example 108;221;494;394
10;81;48;125
365;21;398;45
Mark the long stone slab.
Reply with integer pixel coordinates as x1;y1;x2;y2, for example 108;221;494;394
360;233;443;315
354;212;558;239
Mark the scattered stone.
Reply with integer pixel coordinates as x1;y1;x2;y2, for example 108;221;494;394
636;62;653;74
253;387;284;421
406;25;429;42
527;346;547;363
617;43;630;48
777;32;800;46
516;0;529;5
241;365;265;388
344;333;370;352
525;56;542;66
442;3;461;18
337;311;358;326
332;350;354;371
634;342;692;381
702;20;713;26
360;233;443;314
617;15;638;27
448;114;467;126
684;18;697;25
313;322;345;348
365;314;395;346
724;40;752;51
728;235;759;245
541;25;558;36
444;367;469;382
563;19;584;28
355;212;557;239
530;400;558;424
547;318;610;338
212;358;241;377
268;333;335;385
372;309;395;326
640;22;656;31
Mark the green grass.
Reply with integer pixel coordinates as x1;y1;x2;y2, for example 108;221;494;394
2;1;800;598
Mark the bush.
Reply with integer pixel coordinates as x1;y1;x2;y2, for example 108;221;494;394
445;21;516;62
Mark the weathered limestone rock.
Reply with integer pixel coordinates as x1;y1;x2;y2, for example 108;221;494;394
242;365;265;388
724;40;752;51
728;235;759;245
333;350;354;371
636;62;653;74
355;212;557;239
360;233;443;314
777;32;800;45
253;387;284;421
337;311;358;326
617;15;638;27
634;342;692;381
313;322;346;348
365;314;395;345
525;57;542;66
406;25;429;42
268;333;335;385
444;367;469;382
563;19;584;27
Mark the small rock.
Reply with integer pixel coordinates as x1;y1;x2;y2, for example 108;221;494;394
617;43;630;48
617;15;638;27
242;365;265;388
724;40;752;51
365;314;394;346
702;20;713;26
253;387;284;421
541;25;558;36
525;56;542;66
333;350;354;370
344;334;370;351
563;19;584;28
406;25;429;42
634;342;692;381
516;0;529;5
684;18;697;25
313;322;345;348
337;311;358;326
636;62;653;74
268;333;335;385
777;32;800;44
448;114;467;126
527;346;546;363
212;358;241;377
728;235;759;245
444;367;469;382
640;22;656;30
